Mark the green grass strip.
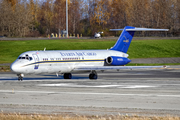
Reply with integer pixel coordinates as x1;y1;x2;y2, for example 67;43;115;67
0;39;180;64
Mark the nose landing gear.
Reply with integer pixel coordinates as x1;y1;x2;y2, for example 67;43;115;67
17;74;24;81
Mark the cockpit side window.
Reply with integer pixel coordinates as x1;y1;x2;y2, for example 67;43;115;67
26;54;29;60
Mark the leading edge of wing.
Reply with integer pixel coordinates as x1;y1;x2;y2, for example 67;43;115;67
74;66;167;71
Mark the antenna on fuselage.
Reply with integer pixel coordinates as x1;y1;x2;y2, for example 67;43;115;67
44;47;46;51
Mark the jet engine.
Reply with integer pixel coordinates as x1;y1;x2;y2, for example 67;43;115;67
106;56;131;66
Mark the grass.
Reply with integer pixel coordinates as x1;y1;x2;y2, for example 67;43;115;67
0;39;180;64
127;63;180;66
0;113;179;120
128;40;180;58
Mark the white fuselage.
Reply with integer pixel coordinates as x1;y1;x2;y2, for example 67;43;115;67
11;50;128;74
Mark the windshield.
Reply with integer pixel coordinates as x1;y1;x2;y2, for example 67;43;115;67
18;56;32;60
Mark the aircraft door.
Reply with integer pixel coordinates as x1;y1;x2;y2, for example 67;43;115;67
32;54;39;69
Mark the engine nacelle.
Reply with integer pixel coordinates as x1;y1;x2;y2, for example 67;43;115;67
106;56;131;66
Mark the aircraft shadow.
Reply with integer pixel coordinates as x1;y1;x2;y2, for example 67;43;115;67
0;75;88;81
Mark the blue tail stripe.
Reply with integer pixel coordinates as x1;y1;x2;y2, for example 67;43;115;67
110;26;135;53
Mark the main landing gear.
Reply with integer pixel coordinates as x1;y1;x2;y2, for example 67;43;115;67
63;73;72;79
17;74;24;81
63;71;98;80
89;70;98;80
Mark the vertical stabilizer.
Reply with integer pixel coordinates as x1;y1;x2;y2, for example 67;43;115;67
110;26;135;53
110;26;168;53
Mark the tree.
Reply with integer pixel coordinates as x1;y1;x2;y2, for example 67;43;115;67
111;0;127;28
88;0;111;35
0;0;180;37
0;0;33;37
69;0;81;34
37;0;54;35
53;0;66;33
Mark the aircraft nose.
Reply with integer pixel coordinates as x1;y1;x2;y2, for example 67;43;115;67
10;63;19;73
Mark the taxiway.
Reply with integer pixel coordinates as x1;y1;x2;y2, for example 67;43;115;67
0;67;180;116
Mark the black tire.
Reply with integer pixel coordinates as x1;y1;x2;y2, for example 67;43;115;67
89;73;97;80
89;74;93;79
64;73;72;79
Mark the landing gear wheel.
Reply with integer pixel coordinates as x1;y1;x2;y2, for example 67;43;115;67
17;74;24;81
89;74;97;79
18;76;23;81
63;73;72;79
89;70;98;80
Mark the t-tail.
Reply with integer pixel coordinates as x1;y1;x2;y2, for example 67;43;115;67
110;26;169;53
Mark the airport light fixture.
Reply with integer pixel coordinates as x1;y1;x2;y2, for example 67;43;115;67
66;0;68;38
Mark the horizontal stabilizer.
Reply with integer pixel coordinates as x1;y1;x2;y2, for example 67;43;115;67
110;28;169;31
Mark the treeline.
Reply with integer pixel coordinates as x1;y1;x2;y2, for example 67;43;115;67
0;0;180;37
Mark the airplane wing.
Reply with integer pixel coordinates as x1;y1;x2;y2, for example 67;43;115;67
73;66;167;71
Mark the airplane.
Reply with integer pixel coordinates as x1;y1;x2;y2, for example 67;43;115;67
94;31;103;38
10;26;169;81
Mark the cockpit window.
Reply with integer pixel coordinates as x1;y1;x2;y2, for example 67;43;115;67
25;54;29;60
18;56;32;60
19;57;26;59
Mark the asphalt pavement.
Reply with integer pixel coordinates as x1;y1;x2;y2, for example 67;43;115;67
0;66;180;116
